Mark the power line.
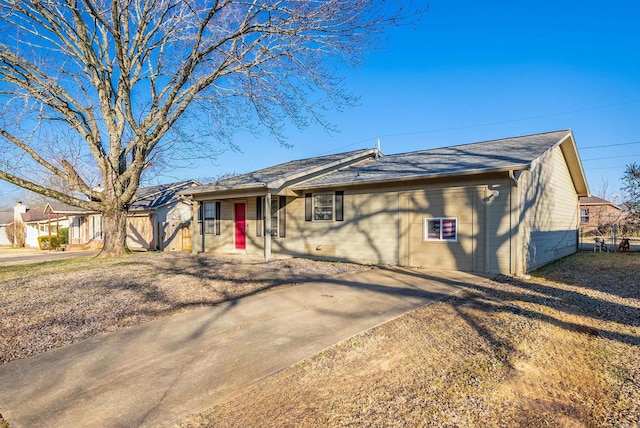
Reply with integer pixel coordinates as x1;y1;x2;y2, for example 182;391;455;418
376;100;640;140
313;100;640;156
580;141;640;150
582;153;640;162
583;166;627;171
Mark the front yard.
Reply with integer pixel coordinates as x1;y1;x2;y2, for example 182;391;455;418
1;252;638;426
0;253;367;364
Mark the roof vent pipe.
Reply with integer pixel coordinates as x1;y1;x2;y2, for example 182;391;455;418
376;137;381;158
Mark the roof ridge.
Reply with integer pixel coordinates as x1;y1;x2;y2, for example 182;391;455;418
385;129;572;158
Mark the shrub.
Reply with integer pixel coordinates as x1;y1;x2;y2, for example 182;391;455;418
59;227;69;245
38;235;61;250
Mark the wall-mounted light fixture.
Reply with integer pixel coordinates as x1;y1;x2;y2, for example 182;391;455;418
492;190;500;198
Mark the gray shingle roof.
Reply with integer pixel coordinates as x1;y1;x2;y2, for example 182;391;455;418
46;201;93;214
294;130;572;189
189;149;376;194
129;180;198;211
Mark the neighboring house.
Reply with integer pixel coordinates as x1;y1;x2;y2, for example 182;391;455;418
0;209;13;246
44;201;103;248
17;203;69;248
183;130;589;275
44;180;198;251
126;180;199;251
579;196;623;236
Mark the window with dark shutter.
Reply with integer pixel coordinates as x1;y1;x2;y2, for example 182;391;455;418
335;191;344;222
256;197;263;237
215;202;221;235
305;193;312;221
279;196;286;237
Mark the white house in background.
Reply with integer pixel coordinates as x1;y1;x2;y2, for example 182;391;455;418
15;202;69;248
0;209;13;246
44;180;198;251
44;201;103;248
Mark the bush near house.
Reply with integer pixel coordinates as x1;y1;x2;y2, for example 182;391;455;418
59;227;69;245
37;229;68;250
37;236;61;250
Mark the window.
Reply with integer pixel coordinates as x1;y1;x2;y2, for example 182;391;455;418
424;218;458;242
91;216;103;240
199;201;221;235
305;191;344;222
204;202;216;234
580;208;590;224
314;194;333;220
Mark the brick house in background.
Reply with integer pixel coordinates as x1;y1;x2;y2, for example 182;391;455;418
579;196;623;236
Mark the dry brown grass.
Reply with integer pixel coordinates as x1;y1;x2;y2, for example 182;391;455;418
180;252;640;427
0;252;368;364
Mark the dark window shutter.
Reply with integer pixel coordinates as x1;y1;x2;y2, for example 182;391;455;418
279;196;286;238
256;197;263;237
305;193;312;222
335;191;344;222
198;203;204;235
215;202;221;235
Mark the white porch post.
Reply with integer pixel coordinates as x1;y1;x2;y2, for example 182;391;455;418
264;193;272;262
191;200;200;255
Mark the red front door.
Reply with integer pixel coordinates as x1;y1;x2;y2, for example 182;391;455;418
234;203;246;250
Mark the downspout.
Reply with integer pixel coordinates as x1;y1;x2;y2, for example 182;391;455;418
485;187;500;274
485;189;490;273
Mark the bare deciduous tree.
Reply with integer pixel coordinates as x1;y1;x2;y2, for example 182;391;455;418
0;1;419;255
6;219;26;247
623;163;640;223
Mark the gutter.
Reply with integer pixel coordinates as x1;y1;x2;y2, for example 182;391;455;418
293;164;531;191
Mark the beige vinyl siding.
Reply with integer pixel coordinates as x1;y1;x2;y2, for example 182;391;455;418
518;146;579;271
202;201;234;252
272;190;400;264
402;186;481;271
484;180;516;274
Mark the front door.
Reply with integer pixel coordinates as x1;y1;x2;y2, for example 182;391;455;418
234;203;246;250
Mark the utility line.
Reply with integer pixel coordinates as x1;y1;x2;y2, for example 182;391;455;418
582;153;640;162
581;141;640;150
313;100;640;156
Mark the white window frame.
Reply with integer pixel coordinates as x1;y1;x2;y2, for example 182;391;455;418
313;193;334;221
424;217;458;242
203;202;217;234
580;208;589;224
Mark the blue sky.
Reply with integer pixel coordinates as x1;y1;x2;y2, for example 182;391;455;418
176;0;639;202
2;1;639;204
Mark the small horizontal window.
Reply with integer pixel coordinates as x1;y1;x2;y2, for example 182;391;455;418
305;191;344;222
424;218;457;242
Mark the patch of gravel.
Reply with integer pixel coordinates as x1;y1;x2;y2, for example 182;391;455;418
0;252;371;364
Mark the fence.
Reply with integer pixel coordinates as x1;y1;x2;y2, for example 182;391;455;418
579;235;639;252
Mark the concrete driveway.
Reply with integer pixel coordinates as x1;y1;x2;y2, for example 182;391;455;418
0;266;488;428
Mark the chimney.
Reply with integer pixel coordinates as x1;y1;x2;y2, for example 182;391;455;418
14;202;26;223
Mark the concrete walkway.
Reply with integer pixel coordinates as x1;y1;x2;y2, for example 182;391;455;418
0;267;488;428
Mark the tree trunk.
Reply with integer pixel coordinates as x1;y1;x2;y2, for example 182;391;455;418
101;207;128;257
